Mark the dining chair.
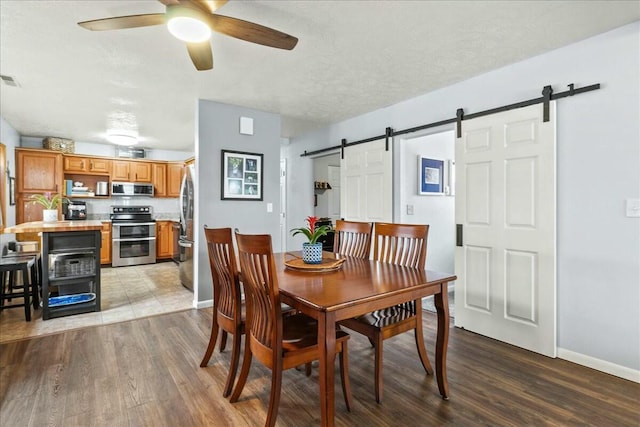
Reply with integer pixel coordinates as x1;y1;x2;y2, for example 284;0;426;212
339;222;431;403
333;219;373;259
230;232;353;427
200;227;244;398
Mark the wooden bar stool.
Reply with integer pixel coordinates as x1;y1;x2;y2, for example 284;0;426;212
0;255;37;321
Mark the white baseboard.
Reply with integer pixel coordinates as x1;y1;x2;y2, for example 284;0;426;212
558;347;640;383
196;299;213;309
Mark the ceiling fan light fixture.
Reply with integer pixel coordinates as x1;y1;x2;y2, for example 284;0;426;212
166;6;211;43
107;133;138;146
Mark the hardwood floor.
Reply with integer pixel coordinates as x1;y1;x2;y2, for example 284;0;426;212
0;262;192;344
1;309;638;426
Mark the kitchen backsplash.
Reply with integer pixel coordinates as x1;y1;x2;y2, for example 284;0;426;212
81;198;180;221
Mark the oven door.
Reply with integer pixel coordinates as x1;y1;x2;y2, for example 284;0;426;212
112;222;157;267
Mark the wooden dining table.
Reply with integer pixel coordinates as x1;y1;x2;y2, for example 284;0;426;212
276;253;457;427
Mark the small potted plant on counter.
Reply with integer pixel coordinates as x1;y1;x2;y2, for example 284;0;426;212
30;192;68;222
291;216;332;264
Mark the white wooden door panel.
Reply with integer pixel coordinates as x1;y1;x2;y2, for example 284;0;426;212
341;139;392;222
455;102;556;358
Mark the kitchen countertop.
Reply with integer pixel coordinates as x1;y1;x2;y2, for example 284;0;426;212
4;220;104;233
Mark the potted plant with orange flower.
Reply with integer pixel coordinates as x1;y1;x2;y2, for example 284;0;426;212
291;216;332;264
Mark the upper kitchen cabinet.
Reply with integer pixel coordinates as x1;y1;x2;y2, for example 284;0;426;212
16;148;63;194
64;155;111;175
152;162;167;197
112;160;152;183
167;162;183;197
152;161;183;198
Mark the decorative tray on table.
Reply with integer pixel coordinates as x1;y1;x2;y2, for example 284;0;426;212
283;253;346;273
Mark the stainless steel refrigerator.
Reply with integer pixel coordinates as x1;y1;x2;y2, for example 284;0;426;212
178;164;194;290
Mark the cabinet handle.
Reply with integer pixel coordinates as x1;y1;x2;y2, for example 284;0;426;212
81;160;85;169
90;161;93;170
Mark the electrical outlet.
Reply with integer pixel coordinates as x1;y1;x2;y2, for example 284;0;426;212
407;204;414;215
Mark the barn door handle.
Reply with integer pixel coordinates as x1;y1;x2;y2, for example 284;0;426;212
456;224;463;247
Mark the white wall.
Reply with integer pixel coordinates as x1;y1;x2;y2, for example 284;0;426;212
398;131;455;274
285;22;640;374
0;116;19;242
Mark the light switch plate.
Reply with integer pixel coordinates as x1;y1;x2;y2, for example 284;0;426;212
267;202;273;213
407;204;414;215
626;199;640;217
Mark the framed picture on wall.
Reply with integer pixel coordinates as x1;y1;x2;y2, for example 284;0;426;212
221;149;263;201
418;156;444;195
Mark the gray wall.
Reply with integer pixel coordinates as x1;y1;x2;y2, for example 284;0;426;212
284;22;640;374
0;116;19;235
196;100;282;302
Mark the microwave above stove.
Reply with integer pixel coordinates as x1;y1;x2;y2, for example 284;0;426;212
111;182;154;197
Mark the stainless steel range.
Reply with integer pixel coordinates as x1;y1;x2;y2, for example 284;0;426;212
110;206;156;267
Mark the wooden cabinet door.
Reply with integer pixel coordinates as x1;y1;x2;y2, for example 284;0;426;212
152;163;167;197
63;156;88;173
131;162;152;182
17;149;63;193
167;163;183;197
100;223;112;265
88;157;111;174
112;160;130;181
17;195;49;223
156;221;172;258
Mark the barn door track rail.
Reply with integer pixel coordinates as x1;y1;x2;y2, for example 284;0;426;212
300;82;600;157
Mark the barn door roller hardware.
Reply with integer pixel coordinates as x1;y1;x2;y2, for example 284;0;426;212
301;82;600;157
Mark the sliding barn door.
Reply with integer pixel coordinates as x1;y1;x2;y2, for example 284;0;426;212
340;139;392;222
455;103;557;357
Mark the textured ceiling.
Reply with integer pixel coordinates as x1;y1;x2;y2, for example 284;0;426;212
1;1;638;151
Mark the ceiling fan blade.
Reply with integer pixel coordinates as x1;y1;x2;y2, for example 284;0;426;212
158;0;227;13
196;0;229;13
186;42;213;70
78;14;165;31
208;14;298;50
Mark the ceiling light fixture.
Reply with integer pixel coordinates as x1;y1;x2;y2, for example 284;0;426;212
166;5;211;43
107;133;138;146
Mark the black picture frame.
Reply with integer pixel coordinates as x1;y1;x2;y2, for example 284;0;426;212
221;150;263;201
9;177;15;206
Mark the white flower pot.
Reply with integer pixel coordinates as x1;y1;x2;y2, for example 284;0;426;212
43;209;58;222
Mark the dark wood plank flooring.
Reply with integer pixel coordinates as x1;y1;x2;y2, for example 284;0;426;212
1;309;638;426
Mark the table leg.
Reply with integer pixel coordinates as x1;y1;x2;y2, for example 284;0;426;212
318;311;336;427
434;283;450;399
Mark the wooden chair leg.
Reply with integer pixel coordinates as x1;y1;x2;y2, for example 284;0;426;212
339;341;353;412
229;337;253;403
200;319;220;367
414;311;434;375
222;331;242;397
265;365;283;427
220;330;228;352
374;334;383;403
305;362;312;376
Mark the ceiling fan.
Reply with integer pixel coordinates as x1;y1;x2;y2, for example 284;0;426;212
78;0;298;71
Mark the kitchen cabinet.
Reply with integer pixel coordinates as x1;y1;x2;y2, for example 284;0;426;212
16;148;63;224
167;162;183;197
156;220;174;259
100;222;111;265
64;155;111;174
152;163;167;197
16;148;63;194
153;162;183;198
112;160;152;183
